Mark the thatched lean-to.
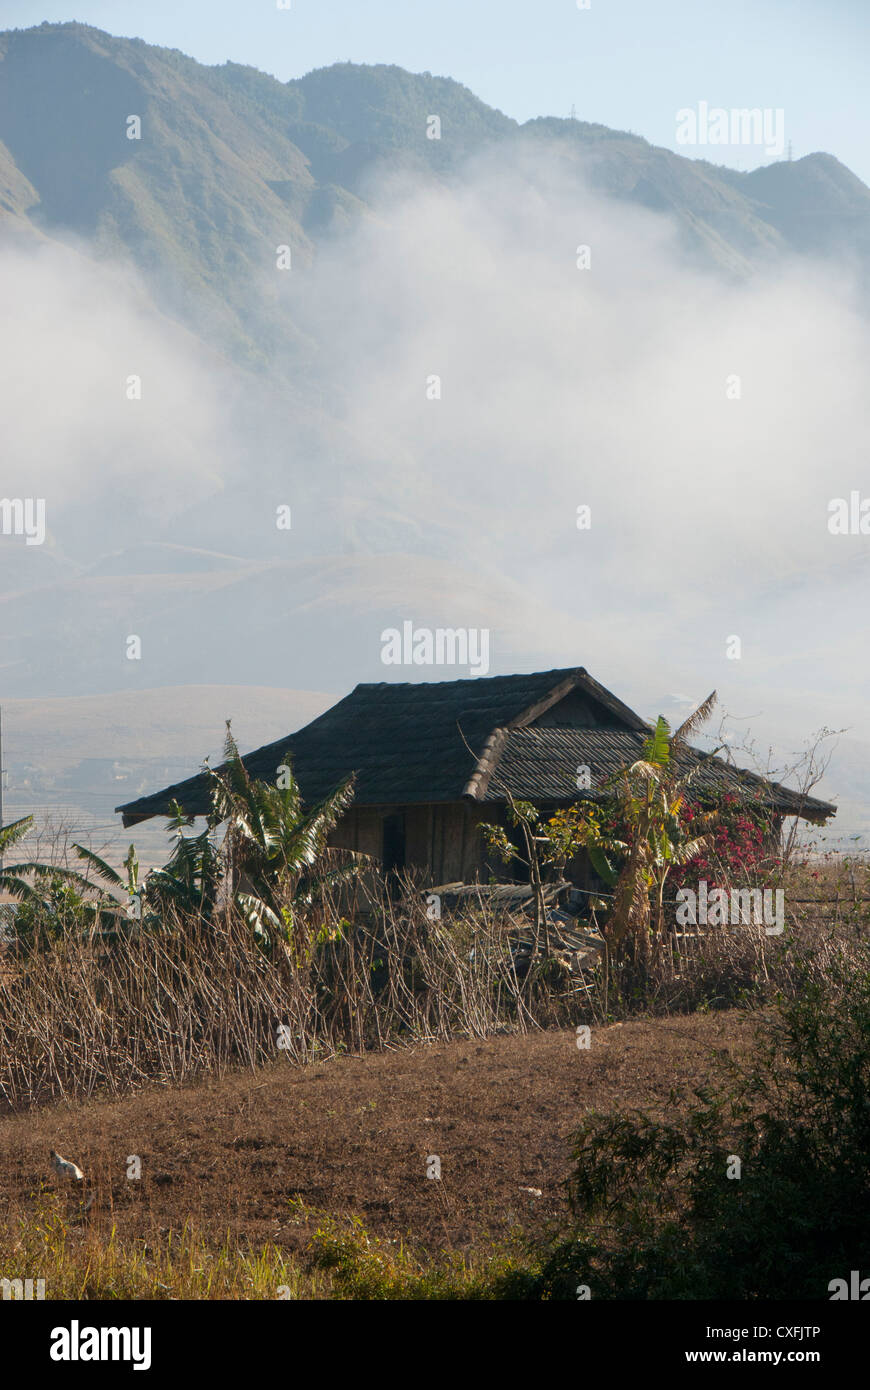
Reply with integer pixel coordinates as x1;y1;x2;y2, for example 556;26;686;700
116;667;836;886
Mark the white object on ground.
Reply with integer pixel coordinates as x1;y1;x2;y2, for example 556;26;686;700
50;1150;84;1181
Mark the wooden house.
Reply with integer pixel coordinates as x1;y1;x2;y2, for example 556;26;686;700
117;667;836;886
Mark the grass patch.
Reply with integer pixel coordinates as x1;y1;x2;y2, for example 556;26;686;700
0;1194;536;1301
0;1194;326;1300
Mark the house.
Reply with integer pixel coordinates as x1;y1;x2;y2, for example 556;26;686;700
116;667;836;886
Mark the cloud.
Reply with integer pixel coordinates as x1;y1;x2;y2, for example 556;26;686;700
2;140;870;833
0;237;235;550
288;146;870;602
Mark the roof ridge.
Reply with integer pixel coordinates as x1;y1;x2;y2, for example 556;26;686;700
350;665;588;693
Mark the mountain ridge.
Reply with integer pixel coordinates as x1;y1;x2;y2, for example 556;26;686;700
2;22;870;364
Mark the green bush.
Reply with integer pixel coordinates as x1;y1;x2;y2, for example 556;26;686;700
2;874;94;956
532;941;870;1299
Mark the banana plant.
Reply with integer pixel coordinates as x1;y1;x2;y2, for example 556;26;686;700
142;804;222;924
71;840;163;932
198;723;366;953
601;692;722;952
0;814;42;900
0;816;132;949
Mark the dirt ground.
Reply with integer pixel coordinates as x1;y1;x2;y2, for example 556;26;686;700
0;1012;754;1257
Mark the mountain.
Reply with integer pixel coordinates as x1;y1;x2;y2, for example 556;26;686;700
3;22;870;366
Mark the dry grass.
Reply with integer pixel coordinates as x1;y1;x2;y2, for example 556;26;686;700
0;892;591;1111
0;1192;527;1300
0;1014;755;1299
1;856;867;1113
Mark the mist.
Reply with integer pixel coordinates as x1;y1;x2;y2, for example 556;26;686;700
1;139;868;837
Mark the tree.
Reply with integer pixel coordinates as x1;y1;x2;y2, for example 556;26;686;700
593;693;721;962
0;814;42;901
481;794;554;958
0;815;118;952
197;723;363;953
72;839;173;934
142;805;222;925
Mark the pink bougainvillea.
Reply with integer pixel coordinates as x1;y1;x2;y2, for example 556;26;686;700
669;793;776;891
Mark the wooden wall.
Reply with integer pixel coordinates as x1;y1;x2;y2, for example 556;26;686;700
329;800;504;885
328;800;793;892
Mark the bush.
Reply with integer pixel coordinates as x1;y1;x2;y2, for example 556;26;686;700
1;874;94;957
307;1213;533;1300
531;940;870;1299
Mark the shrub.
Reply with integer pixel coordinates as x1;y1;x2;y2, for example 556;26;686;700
531;939;870;1299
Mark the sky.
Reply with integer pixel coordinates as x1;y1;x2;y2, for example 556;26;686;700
4;0;870;183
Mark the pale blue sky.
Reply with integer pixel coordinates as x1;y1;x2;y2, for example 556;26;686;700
5;0;869;182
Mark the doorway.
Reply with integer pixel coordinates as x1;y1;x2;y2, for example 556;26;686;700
381;812;406;877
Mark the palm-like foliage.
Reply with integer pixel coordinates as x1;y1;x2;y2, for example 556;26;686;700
0;814;43;901
195;723;361;951
72;841;139;896
71;841;169;935
1;815;135;912
142;804;222;923
479;695;721;968
2;731;363;957
0;816;125;950
599;692;721;954
0;815;107;908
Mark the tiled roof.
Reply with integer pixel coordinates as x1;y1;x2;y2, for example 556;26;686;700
116;667;836;825
117;668;620;822
484;726;834;819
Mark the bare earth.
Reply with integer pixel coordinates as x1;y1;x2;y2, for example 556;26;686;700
0;1012;754;1256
